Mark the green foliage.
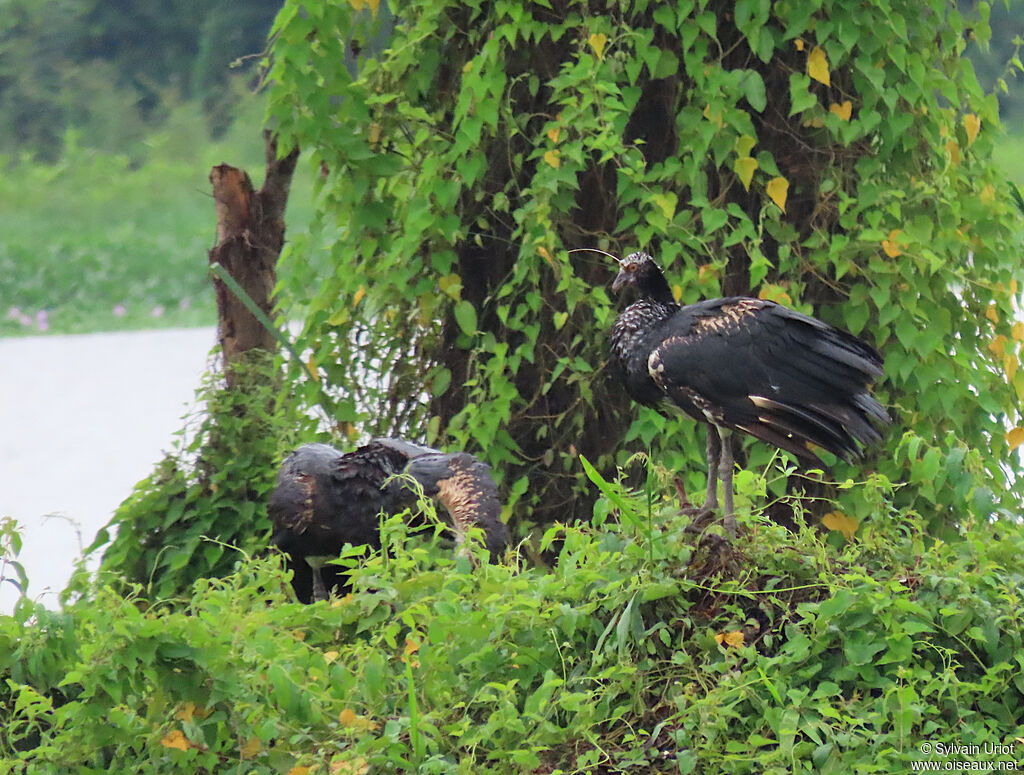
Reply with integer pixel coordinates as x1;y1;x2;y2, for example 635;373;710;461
90;352;316;601
265;0;1024;529
4;477;1024;772
0;518;28;602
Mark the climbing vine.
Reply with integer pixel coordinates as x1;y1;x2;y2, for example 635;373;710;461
266;0;1023;529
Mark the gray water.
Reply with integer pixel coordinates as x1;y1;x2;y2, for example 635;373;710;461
0;327;215;613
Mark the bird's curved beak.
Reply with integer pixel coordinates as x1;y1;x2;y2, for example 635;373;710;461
611;267;632;293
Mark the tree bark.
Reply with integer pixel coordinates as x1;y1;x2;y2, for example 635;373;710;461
208;131;300;385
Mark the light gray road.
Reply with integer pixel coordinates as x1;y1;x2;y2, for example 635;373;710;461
0;327;216;613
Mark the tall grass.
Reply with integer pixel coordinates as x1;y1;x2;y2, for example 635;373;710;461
0;95;315;337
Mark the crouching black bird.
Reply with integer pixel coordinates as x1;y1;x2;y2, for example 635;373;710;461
606;250;890;538
268;439;508;602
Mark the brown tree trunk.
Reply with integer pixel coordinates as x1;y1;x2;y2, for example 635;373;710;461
208;131;300;386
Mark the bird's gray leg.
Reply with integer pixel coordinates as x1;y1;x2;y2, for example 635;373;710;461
700;427;721;513
308;558;329;602
717;427;737;539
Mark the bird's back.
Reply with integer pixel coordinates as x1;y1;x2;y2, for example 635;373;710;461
614;295;888;464
653;297;887;461
268;441;420;559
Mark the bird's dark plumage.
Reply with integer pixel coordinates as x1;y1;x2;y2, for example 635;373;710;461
608;251;890;536
268;440;507;602
404;452;509;562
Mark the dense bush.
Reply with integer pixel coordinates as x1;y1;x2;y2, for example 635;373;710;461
3;471;1023;773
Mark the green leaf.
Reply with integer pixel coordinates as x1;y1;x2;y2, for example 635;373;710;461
739;70;767;112
454;300;477;335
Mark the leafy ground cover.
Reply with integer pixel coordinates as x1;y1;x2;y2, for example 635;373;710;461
0;97;316;337
2;463;1022;774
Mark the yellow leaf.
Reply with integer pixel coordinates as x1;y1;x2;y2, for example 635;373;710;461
881;229;903;258
1011;321;1024;342
332;756;371;775
807;46;831;86
543;150;560;168
757;284;792;307
652;191;677;219
1005;353;1019;381
323;650;340;663
240;737;262;758
339;708;379;731
702;104;723;128
588;32;608;59
331;593;354;607
697;264;720;283
964;114;981;145
175;703;196;723
829;100;852;121
980;184;995;204
794;38;805;51
734;134;757;157
547;126;560;143
990;334;1008;359
368;122;382;146
404;637;421;655
348;0;364;10
1011;278;1019;295
735;156;758;191
1007;427;1024;452
715;630;745;647
672;284;683;303
985;303;999;324
160;729;190;752
821;511;859;541
306;356;320;382
288;767;313;775
766;176;789;212
353;285;366;306
538;246;554;267
438;273;462;300
366;0;380;16
946;140;960;165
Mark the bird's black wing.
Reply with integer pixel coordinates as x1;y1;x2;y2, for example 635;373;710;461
648;298;888;463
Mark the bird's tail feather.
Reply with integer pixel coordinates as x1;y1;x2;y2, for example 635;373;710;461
748;393;884;463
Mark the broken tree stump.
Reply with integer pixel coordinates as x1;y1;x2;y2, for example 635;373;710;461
208;131;300;386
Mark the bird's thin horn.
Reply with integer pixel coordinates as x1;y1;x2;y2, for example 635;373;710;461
567;247;624;265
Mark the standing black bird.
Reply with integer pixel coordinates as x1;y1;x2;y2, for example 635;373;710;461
268;439;507;602
607;251;890;538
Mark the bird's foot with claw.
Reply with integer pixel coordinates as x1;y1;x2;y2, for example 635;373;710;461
673;477;717;533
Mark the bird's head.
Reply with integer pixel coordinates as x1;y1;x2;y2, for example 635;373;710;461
402;452;454;496
402;452;509;560
611;251;675;304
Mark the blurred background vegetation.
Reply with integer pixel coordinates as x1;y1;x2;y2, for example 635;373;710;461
0;0;307;336
1;0;1022;337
